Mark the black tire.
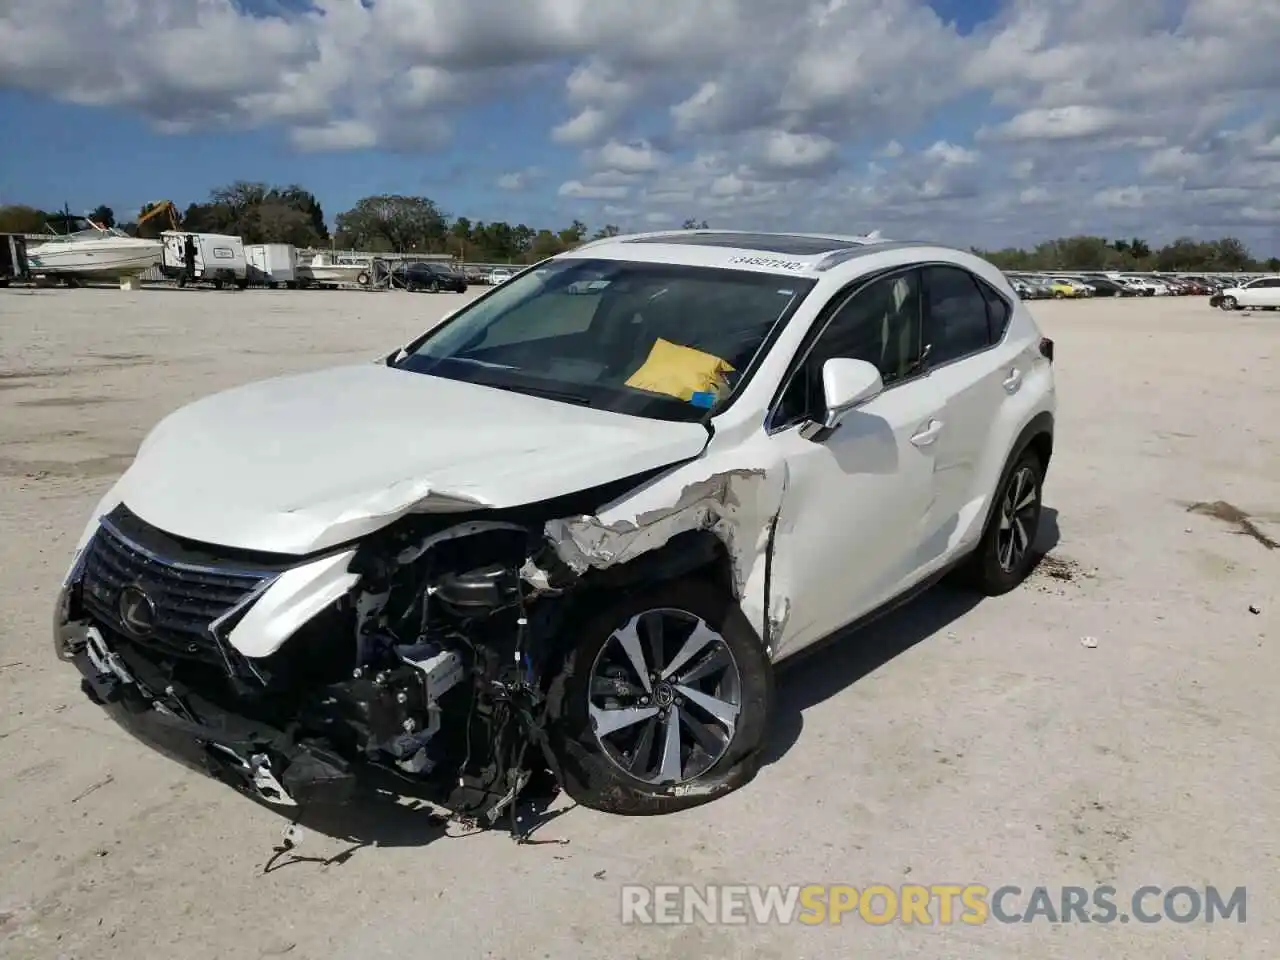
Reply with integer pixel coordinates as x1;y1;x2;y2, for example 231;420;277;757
550;579;774;816
959;449;1044;596
1220;296;1237;311
356;271;370;286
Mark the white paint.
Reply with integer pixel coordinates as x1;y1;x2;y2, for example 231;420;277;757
226;549;360;657
63;234;1056;672
1223;276;1280;308
100;362;710;554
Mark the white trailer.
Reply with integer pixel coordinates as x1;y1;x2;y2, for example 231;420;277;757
161;231;249;289
245;243;298;287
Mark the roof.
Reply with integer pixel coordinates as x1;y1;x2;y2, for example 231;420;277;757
562;229;912;277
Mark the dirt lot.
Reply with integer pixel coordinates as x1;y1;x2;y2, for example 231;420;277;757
0;286;1276;959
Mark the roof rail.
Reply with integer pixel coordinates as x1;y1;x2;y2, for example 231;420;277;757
813;238;919;271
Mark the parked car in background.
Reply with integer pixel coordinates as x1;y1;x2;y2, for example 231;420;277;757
1022;277;1056;299
1046;279;1085;298
1105;275;1155;296
1052;277;1096;296
1078;276;1136;297
1008;277;1037;300
395;261;468;292
1215;276;1280;310
487;268;515;285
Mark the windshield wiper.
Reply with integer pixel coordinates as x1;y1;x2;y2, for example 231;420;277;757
451;356;517;371
498;383;595;406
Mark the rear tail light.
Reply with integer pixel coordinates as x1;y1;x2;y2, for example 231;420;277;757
1039;337;1054;362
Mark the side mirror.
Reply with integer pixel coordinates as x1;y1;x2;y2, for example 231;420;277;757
819;357;883;428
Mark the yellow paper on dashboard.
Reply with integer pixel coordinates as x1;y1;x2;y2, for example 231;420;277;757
624;338;736;401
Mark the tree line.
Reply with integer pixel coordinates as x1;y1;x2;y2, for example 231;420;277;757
0;183;1273;270
0;182;712;264
973;235;1279;273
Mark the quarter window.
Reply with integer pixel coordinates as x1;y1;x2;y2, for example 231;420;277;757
979;280;1011;341
922;266;994;364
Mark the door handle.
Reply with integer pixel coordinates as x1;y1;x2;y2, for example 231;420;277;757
1003;368;1023;393
911;419;943;447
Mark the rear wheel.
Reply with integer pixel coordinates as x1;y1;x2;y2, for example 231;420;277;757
960;450;1044;596
551;580;773;815
356;271;370;286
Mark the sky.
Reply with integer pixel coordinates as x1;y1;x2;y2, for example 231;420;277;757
1;0;1278;254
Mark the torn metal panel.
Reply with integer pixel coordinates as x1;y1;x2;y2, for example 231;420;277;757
396;520;530;566
540;462;792;649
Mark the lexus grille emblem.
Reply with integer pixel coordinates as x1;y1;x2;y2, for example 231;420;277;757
118;585;157;638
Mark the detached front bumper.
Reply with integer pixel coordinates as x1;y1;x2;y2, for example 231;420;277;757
54;597;358;808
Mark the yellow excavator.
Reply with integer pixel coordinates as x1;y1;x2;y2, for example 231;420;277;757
134;200;181;233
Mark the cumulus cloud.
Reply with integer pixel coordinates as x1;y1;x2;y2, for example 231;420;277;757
2;0;1280;249
497;167;541;190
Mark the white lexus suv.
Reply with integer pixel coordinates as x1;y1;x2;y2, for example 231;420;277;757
53;230;1056;825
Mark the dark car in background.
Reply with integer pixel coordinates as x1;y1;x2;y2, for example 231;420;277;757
394;261;468;292
1084;276;1141;297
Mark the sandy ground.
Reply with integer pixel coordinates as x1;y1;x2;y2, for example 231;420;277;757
0;285;1277;960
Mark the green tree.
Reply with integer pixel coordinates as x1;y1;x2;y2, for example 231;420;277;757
334;195;448;252
0;205;51;233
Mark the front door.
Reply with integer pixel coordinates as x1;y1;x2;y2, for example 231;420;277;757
764;268;947;655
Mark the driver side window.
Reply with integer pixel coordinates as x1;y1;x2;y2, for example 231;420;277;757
773;269;924;428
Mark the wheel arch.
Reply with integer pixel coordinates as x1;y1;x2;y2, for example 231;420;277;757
978;410;1053;539
533;528;749;708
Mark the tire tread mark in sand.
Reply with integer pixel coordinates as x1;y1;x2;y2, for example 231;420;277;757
0;357;156;383
0;455;133;479
14;396;117;409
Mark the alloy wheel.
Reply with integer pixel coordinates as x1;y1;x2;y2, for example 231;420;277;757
587;608;742;785
996;466;1038;573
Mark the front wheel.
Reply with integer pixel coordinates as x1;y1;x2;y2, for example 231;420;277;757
959;450;1044;596
551;580;773;815
1220;296;1238;311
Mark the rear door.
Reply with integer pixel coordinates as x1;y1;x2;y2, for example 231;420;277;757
918;265;1023;563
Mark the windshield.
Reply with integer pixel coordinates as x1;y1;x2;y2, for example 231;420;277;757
394;257;815;422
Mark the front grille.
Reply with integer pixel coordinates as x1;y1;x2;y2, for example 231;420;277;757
79;517;276;664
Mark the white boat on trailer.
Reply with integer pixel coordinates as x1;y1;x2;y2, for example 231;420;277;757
26;219;162;287
297;252;374;287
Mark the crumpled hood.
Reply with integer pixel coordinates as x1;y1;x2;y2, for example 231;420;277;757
110;363;710;554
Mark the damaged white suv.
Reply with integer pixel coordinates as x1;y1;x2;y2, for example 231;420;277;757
53;230;1056;824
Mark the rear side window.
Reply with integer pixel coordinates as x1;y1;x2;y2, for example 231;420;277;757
922;266;991;364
